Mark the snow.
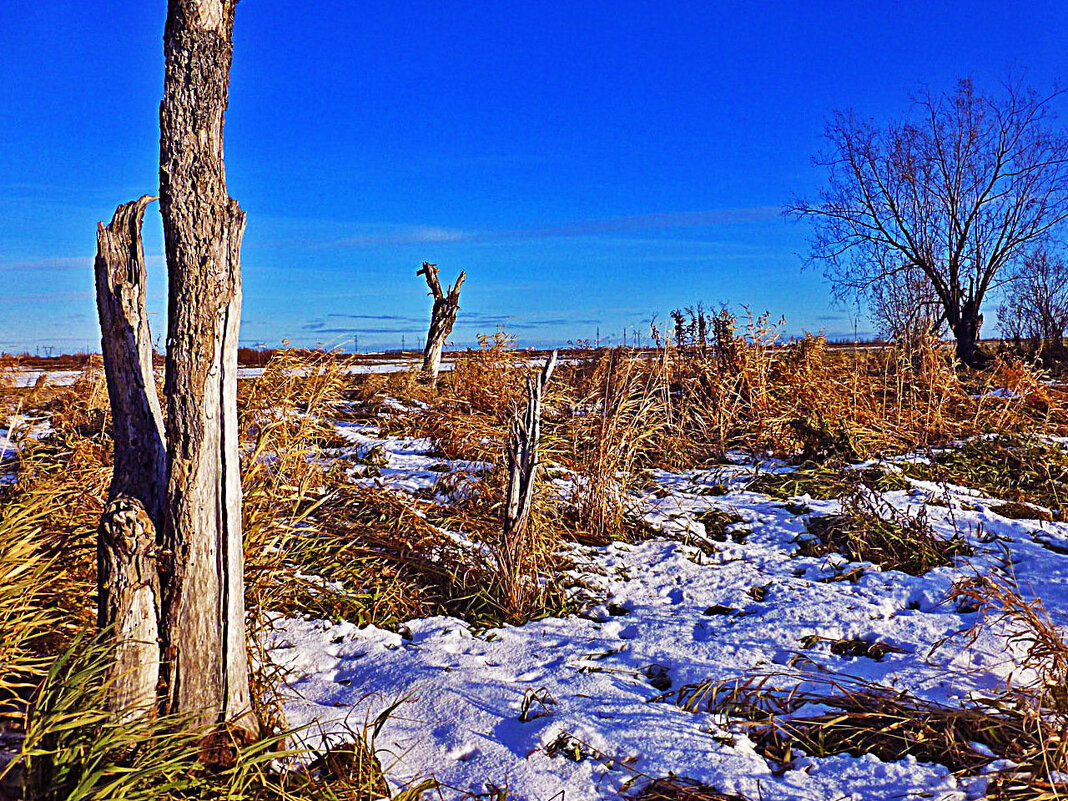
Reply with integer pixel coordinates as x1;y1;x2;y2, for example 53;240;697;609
259;421;1068;800
6;359;428;389
9;369;81;388
237;360;432;381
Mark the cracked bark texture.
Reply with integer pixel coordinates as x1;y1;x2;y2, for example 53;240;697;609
94;196;168;530
419;262;465;386
158;0;253;736
97;498;161;717
93;197;166;715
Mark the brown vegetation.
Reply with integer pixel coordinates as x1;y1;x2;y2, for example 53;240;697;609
4;321;1068;797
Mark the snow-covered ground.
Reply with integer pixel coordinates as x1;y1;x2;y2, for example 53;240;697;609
8;369;82;388
6;361;425;388
267;422;1068;800
8;354;574;387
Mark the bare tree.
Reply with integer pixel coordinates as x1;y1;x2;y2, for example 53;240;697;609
998;247;1068;361
94;0;254;739
868;263;945;344
789;79;1068;367
418;261;465;385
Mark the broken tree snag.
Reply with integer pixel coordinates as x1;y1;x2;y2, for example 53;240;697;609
94;196;167;530
418;261;466;385
500;351;557;603
93;196;167;718
98;497;161;718
158;0;255;738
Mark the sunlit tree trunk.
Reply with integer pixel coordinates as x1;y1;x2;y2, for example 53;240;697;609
418;262;465;386
157;0;254;738
93;196;166;717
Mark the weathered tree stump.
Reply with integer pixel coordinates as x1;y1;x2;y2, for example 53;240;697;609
418;262;465;386
91;0;255;739
94;196;166;717
94;196;167;529
97;497;160;717
499;351;557;607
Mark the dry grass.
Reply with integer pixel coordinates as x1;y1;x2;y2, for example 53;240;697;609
635;778;750;801
656;323;1066;464
666;571;1068;797
671;674;1042;774
562;349;668;541
746;463;912;501
800;487;971;575
904;435;1068;513
5;324;1068;799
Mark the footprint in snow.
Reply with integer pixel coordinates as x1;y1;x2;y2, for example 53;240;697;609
446;744;479;762
659;587;685;604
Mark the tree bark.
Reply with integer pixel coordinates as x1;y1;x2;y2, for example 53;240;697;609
97;497;160;718
94;196;168;530
93;197;167;716
951;299;987;368
158;0;255;738
419;262;465;386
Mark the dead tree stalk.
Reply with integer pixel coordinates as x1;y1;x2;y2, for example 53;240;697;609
419;261;465;385
499;351;557;611
93;196;166;717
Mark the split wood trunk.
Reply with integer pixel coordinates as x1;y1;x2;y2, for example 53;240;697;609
94;197;168;528
94;197;166;716
500;351;557;600
419;262;465;385
158;0;254;737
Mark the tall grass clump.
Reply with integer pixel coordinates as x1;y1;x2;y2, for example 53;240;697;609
563;349;667;541
801;486;971;575
653;310;1068;465
5;631;425;801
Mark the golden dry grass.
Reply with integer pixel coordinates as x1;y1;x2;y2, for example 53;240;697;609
3;326;1068;798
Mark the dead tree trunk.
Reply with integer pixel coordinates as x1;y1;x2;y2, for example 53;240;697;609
158;0;254;738
97;499;160;718
418;262;465;386
94;196;167;716
499;352;557;609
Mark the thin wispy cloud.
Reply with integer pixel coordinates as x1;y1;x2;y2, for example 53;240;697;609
306;326;426;335
259;225;468;251
477;206;783;242
304;311;605;336
0;256;90;272
0;254;166;272
327;313;427;324
255;206;783;251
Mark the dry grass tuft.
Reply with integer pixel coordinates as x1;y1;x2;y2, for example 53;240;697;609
905;435;1068;513
671;675;1041;774
635;777;750;801
563;349;668;542
800;487;971;574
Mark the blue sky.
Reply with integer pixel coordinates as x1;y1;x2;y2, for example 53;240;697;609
1;1;1066;353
